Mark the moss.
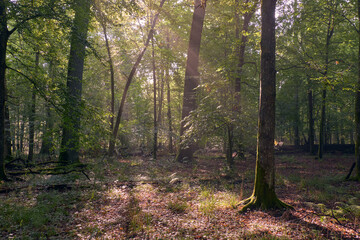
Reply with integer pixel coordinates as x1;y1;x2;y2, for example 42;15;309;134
240;162;292;211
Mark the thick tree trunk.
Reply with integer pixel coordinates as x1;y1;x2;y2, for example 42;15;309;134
356;0;360;180
28;51;39;163
241;0;290;211
176;0;206;162
0;0;9;180
108;0;166;155
59;0;91;165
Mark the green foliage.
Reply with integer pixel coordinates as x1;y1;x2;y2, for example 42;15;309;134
198;187;217;216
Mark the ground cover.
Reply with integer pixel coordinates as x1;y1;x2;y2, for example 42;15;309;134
0;151;359;239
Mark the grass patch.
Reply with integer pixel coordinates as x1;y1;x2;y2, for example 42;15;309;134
167;200;188;214
217;191;239;209
199;197;217;216
0;190;80;238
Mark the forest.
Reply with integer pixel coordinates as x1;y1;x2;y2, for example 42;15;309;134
0;0;360;239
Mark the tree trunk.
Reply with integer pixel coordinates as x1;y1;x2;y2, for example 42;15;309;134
108;0;166;155
294;83;300;146
59;0;91;165
16;108;20;154
158;71;164;135
176;0;206;162
335;118;340;145
101;22;116;148
20;112;25;154
40;61;54;155
356;0;360;180
235;0;258;97
0;0;9;179
241;0;290;211
152;32;158;160
39;102;53;155
318;90;326;159
307;77;314;154
28;51;39;163
318;9;334;159
232;0;258;161
4;103;11;159
166;60;173;153
226;125;234;171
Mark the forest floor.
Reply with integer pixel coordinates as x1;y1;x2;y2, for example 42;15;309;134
0;150;359;239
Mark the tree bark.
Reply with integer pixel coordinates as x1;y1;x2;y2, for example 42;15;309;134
0;0;9;180
59;0;91;165
241;0;290;211
176;0;206;162
108;0;166;155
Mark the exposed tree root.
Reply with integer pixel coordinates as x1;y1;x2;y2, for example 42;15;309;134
239;195;293;212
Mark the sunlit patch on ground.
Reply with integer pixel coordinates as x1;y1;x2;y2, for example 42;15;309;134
0;153;359;239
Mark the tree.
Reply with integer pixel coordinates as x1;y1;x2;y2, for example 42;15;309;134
241;0;290;210
93;0;117;148
152;24;158;160
28;51;39;163
59;0;91;164
0;0;11;179
108;0;166;156
176;0;207;162
318;2;336;159
307;76;315;154
356;0;360;180
225;0;258;169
